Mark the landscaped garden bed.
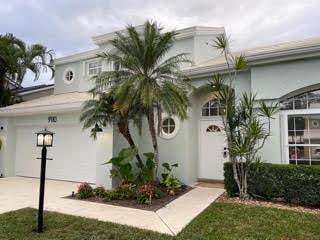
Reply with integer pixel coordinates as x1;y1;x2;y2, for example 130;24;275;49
66;183;192;211
65;147;189;211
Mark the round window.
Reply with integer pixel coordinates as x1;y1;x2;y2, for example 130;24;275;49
63;68;75;84
162;117;175;134
160;116;179;139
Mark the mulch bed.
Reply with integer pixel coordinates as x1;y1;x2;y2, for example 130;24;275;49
216;193;320;215
66;185;192;211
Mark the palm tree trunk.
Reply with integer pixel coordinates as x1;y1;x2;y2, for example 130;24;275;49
117;122;143;167
147;109;159;176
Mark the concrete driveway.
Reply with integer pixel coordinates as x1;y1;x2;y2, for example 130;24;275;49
0;177;224;235
0;177;78;214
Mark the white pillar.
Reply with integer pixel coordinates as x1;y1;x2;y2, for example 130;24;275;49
95;126;113;189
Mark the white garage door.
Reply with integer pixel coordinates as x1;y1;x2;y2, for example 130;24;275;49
15;125;96;183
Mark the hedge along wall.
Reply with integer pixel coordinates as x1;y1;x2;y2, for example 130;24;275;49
224;162;320;207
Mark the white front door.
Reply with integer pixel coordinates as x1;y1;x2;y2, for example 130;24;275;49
199;119;228;180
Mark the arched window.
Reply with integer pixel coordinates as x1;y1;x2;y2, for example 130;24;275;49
202;99;225;116
280;89;320;110
206;125;221;132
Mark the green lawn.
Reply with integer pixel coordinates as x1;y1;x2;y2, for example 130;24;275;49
1;203;319;240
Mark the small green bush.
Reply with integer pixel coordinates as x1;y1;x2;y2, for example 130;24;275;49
164;175;181;195
101;184;136;202
224;162;320;207
137;193;150;204
93;186;106;198
113;185;136;200
77;183;93;199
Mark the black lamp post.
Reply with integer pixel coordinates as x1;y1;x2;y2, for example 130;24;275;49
35;128;54;233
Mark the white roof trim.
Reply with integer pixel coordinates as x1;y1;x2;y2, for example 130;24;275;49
18;85;54;96
54;49;101;65
0;102;83;116
92;26;225;46
184;38;320;78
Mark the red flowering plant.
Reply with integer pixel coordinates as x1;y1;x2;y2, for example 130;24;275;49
77;182;93;199
136;184;155;204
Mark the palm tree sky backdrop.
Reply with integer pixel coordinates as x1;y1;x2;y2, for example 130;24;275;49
1;0;319;87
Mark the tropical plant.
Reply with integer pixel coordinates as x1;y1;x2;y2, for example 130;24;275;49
0;33;54;107
164;175;181;195
136;152;156;184
80;90;143;165
93;20;192;175
161;162;178;183
202;35;278;199
104;147;137;185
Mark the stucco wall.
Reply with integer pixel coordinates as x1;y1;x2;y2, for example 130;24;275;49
251;58;320;100
54;62;83;94
53;30;225;96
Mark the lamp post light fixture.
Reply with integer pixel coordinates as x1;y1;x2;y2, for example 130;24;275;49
35;128;54;233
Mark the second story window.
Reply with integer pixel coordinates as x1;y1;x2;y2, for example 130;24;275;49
88;61;102;75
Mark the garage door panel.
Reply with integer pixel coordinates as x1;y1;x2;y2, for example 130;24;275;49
15;127;41;178
15;126;96;183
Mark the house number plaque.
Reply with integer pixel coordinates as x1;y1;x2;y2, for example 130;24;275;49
48;116;57;123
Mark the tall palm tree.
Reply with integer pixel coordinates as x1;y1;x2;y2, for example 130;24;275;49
94;21;192;174
80;89;144;167
0;33;54;107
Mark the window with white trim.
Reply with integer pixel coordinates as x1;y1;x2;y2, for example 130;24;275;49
88;61;102;75
65;70;73;81
288;115;320;166
160;116;180;139
202;99;225;116
280;89;320;110
162;117;175;134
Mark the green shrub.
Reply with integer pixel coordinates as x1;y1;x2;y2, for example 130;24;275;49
161;162;178;183
105;147;137;184
224;162;320;207
136;153;156;184
101;184;136;202
77;183;93;199
136;184;155;204
164;175;181;195
153;187;162;199
223;163;238;197
137;192;150;204
93;186;106;198
113;184;136;200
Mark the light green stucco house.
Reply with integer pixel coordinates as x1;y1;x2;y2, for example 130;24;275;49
0;25;320;188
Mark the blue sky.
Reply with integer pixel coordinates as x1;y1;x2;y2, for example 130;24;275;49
1;0;319;87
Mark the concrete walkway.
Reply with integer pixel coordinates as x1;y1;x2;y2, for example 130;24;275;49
0;177;224;235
